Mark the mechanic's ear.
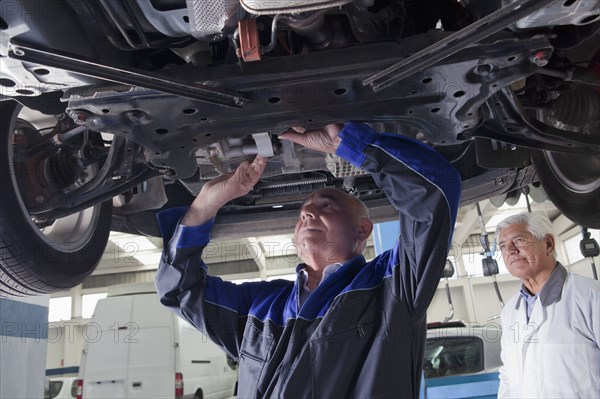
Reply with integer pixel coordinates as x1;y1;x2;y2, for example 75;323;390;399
358;218;374;240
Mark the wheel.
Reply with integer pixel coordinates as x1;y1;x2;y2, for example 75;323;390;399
531;150;600;229
193;388;204;399
0;100;112;296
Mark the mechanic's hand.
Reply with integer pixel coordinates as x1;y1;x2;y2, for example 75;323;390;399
279;123;344;154
182;156;268;226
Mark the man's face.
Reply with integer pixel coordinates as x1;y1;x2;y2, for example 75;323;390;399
497;223;555;281
293;189;365;266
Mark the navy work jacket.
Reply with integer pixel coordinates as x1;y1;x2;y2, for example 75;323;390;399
156;122;461;398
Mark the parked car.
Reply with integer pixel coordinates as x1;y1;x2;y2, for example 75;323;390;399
1;0;599;296
79;283;238;399
44;377;79;399
423;321;502;398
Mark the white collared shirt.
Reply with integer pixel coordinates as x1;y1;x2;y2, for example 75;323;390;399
298;262;343;307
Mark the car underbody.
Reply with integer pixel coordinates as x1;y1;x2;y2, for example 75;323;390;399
0;0;599;295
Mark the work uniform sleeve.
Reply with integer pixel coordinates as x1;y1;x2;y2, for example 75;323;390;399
154;207;288;360
336;122;461;318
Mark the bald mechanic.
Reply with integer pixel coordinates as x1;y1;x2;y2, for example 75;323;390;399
155;122;461;398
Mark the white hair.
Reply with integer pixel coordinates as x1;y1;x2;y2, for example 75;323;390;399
495;212;553;240
495;213;556;256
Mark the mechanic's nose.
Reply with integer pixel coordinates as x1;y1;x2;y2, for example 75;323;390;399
300;204;316;220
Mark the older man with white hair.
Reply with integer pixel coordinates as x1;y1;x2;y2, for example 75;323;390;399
496;212;600;398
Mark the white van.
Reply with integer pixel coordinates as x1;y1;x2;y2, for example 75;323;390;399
79;283;237;399
44;377;79;399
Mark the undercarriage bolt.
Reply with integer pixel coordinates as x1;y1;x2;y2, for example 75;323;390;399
35;195;44;203
474;64;493;77
72;112;88;125
208;147;220;157
126;110;145;122
12;47;25;57
531;50;550;67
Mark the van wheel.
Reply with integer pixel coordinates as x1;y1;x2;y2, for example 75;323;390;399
193;388;203;399
0;100;112;296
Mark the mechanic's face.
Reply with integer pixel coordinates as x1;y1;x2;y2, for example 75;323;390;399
497;223;555;282
294;189;370;267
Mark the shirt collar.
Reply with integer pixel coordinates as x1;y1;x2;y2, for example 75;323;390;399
297;262;344;293
538;262;567;306
516;262;567;309
519;285;535;300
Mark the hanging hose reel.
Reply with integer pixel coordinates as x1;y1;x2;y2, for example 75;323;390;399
476;202;504;308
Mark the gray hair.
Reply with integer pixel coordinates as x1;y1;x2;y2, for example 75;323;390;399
495;212;553;240
495;213;557;257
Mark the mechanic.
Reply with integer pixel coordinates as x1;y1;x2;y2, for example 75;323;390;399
496;213;600;398
155;122;461;398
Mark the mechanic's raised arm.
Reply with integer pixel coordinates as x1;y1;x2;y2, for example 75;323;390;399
155;156;285;358
282;122;461;318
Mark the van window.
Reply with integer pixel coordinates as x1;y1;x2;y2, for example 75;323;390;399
70;380;78;398
424;336;484;378
44;381;63;399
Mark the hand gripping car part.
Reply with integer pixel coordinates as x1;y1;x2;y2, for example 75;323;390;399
240;0;354;15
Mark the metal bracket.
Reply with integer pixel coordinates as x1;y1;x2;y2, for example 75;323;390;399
363;0;556;92
237;20;262;62
8;40;250;108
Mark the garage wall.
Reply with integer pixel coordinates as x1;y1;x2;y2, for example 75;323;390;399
427;275;521;324
46;323;86;374
1;295;49;399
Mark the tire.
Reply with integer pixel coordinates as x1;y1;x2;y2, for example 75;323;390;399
0;100;112;296
193;388;203;399
531;150;600;229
